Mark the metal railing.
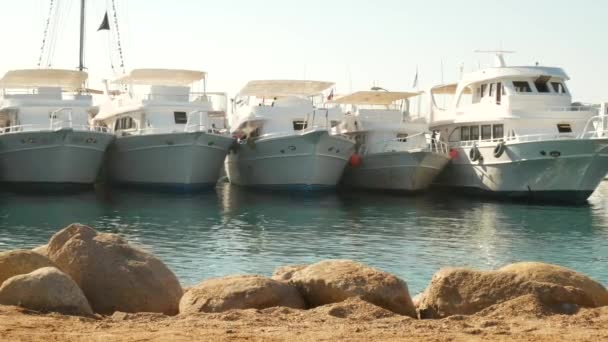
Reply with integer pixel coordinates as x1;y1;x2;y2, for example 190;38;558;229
0;107;111;134
359;132;448;155
183;110;226;134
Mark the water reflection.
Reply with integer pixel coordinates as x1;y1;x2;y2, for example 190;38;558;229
0;182;607;293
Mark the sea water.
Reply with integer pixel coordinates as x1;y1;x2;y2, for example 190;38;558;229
1;182;607;294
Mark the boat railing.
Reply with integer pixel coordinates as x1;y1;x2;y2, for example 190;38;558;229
360;132;448;155
0;123;111;134
304;108;331;130
579;113;608;139
183;110;225;134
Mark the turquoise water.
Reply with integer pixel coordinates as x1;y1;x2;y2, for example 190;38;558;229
1;182;607;294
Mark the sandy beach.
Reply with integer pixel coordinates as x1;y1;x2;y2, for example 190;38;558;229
1;296;607;341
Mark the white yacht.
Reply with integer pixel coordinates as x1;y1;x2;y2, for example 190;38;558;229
226;80;355;189
95;69;234;190
429;52;608;202
332;90;450;191
0;69;114;185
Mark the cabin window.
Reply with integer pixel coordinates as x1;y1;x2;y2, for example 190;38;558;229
174;111;188;124
114;117;136;131
534;80;550;93
480;84;487;97
481;125;492;140
551;82;567;94
513;81;532;93
557;123;572;133
460;126;470;141
493;124;504;140
489;83;495;97
293;120;307;131
470;126;480;140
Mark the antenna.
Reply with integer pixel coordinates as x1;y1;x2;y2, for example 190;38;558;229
474;50;515;68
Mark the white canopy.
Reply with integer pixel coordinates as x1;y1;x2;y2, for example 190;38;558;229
0;69;88;89
431;83;472;95
330;91;421;105
113;69;206;86
239;80;334;98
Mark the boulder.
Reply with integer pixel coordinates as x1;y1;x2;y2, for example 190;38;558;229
417;266;597;318
31;244;49;256
287;260;416;317
271;265;307;282
46;223;183;315
179;275;306;314
498;262;608;307
0;249;56;286
0;267;92;316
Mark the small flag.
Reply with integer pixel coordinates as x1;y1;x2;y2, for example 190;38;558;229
412;66;419;89
327;88;334;101
97;12;110;31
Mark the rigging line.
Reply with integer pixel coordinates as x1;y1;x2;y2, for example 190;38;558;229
44;0;61;67
37;0;55;67
111;0;126;74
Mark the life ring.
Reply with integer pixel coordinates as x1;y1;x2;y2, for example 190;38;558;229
349;153;362;167
469;146;481;162
493;141;506;158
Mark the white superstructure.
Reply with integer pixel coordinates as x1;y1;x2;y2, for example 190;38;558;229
429;52;608;202
225;80;355;189
333;90;449;191
96;69;233;190
0;69;114;185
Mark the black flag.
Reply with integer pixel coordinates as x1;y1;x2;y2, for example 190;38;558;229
97;12;110;31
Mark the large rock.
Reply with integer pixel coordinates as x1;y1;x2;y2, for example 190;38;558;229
0;249;56;286
31;244;49;257
498;262;608;307
417;265;598;318
179;275;306;314
271;265;307;282
0;267;92;316
286;260;416;317
46;223;183;315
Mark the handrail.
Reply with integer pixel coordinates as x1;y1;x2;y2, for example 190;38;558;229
359;132;448;155
49;107;73;130
0;123;111;134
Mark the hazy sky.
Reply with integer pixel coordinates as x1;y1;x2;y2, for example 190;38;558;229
1;0;607;102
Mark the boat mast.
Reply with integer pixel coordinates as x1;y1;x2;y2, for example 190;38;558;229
78;0;85;71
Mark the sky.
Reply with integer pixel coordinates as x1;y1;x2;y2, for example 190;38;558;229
1;0;607;103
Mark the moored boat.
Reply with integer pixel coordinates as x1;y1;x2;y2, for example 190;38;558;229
95;69;234;191
332;90;450;191
225;80;355;189
0;69;114;186
429;51;608;203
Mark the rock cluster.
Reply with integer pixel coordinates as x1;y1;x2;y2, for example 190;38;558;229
0;223;606;321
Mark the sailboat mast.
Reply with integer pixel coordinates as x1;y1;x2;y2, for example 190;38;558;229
78;0;85;71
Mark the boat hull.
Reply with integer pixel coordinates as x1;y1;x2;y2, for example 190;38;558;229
0;129;114;184
106;132;233;190
342;151;450;191
434;139;608;202
225;130;354;188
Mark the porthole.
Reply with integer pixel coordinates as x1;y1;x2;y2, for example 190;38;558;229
28;138;36;143
328;147;334;152
166;141;174;145
208;141;215;146
288;145;296;151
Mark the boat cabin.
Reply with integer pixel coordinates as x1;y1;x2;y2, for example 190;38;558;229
0;69;97;133
231;80;341;139
330;90;437;154
96;69;228;136
429;54;598;145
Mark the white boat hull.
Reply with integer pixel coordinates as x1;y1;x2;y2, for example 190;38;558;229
225;130;355;189
434;139;608;202
0;129;114;184
107;132;233;190
342;151;450;191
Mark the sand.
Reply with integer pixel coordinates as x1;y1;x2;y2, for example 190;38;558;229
1;296;606;341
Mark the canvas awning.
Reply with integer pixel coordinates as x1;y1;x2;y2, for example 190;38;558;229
238;80;334;98
329;91;422;105
431;83;472;95
113;69;206;86
0;69;88;89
